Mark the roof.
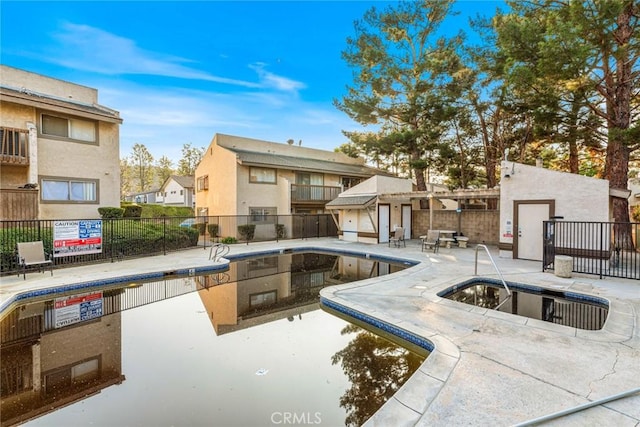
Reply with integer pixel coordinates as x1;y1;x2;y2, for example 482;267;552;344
214;133;394;177
325;195;377;210
234;150;392;177
161;175;194;190
0;85;123;124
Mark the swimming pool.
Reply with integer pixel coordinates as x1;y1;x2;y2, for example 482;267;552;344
438;278;609;330
1;249;424;426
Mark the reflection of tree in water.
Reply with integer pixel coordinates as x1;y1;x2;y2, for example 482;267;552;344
331;324;424;426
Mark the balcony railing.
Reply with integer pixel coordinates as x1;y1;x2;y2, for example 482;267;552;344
291;184;342;203
0;188;38;220
1;127;29;165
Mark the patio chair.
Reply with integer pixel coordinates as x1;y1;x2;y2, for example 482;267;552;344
421;230;440;253
17;241;53;280
389;227;406;248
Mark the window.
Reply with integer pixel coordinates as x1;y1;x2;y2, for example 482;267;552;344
41;178;97;203
249;167;276;184
296;172;323;185
250;290;277;307
40;113;97;143
250;207;276;223
342;176;362;190
180;189;184;196
197;175;209;191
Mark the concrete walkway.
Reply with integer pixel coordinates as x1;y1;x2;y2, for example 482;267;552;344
1;238;639;426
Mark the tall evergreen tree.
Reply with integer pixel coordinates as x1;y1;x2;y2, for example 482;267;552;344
335;0;463;206
130;143;155;192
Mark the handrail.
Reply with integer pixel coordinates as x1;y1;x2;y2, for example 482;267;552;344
474;244;512;310
209;243;230;262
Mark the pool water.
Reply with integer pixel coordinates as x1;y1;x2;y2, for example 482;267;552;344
1;251;424;427
438;279;609;330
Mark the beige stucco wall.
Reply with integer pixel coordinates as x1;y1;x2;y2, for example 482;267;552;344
499;161;609;253
1;67;121;220
40;313;122;374
196;135;239;216
38;120;120;219
236;167;288;215
1;65;97;103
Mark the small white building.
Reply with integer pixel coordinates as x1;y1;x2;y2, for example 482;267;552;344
498;161;610;260
326;176;413;244
160;175;194;207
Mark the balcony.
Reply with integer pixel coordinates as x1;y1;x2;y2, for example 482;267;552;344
291;184;342;204
1;127;29;166
0;188;38;220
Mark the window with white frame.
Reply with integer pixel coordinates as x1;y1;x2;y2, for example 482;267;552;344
40;113;97;143
250;207;276;223
249;167;276;184
41;178;98;203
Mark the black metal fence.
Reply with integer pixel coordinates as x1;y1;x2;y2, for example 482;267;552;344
0;214;338;276
543;220;640;280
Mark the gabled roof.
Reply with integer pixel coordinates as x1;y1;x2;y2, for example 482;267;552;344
214;133;394;177
160;175;194;191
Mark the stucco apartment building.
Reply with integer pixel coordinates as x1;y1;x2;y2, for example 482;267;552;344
195;134;392;218
0;65;122;220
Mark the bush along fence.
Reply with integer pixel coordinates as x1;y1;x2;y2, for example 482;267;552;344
542;220;640;280
0;214;338;276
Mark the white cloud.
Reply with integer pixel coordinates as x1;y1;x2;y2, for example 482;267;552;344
249;62;306;93
96;80;352;160
47;23;259;87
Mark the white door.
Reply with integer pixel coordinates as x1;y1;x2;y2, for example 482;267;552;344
343;210;358;242
379;205;390;243
517;203;549;261
402;205;412;240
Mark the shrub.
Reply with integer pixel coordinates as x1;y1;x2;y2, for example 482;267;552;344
632;205;640;223
275;223;286;239
208;224;219;237
98;207;124;218
221;236;237;244
123;205;143;218
191;222;207;234
237;224;256;242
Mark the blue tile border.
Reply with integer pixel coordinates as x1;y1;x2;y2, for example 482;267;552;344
0;263;231;313
320;297;435;352
1;247;418;315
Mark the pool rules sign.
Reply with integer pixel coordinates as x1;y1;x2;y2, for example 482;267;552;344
54;291;103;328
53;220;102;257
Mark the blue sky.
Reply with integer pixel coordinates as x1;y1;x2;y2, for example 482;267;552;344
1;1;503;162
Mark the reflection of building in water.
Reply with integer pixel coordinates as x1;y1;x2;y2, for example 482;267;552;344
197;252;405;335
1;290;126;427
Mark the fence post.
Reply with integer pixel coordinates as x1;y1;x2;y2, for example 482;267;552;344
110;218;114;263
599;222;604;280
163;217;167;256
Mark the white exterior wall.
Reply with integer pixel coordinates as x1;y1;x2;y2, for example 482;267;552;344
163;179;192;206
499;161;610;257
